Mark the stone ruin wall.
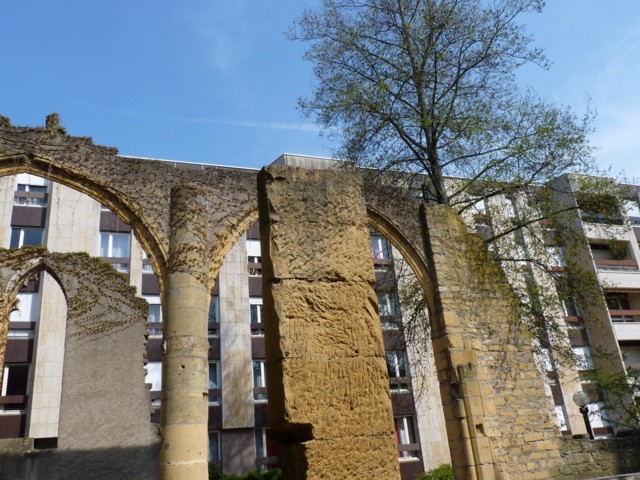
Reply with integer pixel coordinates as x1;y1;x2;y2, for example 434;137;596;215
258;166;401;479
0;120;638;479
0;249;158;480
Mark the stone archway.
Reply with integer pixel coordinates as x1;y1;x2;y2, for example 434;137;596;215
0;119;569;479
0;120;258;479
0;247;157;479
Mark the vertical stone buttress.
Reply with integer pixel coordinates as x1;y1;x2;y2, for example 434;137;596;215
160;185;211;480
423;205;562;480
258;166;401;480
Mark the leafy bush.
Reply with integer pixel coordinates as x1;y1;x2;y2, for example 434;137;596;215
209;464;282;480
417;464;454;480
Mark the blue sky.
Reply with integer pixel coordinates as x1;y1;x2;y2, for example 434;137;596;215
2;1;639;179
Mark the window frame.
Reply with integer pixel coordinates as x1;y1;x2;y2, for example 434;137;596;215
253;360;268;402
10;227;44;249
99;232;131;258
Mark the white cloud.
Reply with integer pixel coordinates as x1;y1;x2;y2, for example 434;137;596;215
180;1;248;73
164;114;323;133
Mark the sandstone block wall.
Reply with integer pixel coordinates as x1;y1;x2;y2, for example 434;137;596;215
258;166;401;479
558;436;640;479
423;205;563;479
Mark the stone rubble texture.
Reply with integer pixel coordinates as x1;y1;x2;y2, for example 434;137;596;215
258;166;401;479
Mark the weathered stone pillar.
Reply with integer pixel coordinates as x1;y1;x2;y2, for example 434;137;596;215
423;204;562;480
160;185;211;480
258;166;400;480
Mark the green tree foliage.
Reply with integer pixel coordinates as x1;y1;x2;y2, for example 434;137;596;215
292;0;638;428
290;0;595;208
585;368;640;430
208;465;282;480
417;463;455;480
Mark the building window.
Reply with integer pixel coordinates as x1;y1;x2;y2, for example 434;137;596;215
505;196;518;220
546;245;566;267
255;428;280;468
10;228;43;248
573;346;594;371
248;250;263;277
145;361;162;392
370;235;391;260
250;298;264;336
208;361;220;404
255;428;267;459
253;360;267;402
377;292;398;317
14;183;47;207
249;265;262;276
386;350;409;392
470;198;490;225
554;405;568;431
1;364;29;411
208;297;219;337
605;293;630;311
9;292;39;323
148;304;161;323
561;297;581;318
208;431;221;464
515;243;528;262
394;416;419;459
16;184;47;193
99;232;130;258
111;263;130;274
538;348;554;373
147;303;162;337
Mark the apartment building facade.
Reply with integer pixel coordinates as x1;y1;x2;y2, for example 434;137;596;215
460;175;640;439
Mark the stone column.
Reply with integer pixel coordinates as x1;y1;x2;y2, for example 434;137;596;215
258;166;400;480
160;185;211;480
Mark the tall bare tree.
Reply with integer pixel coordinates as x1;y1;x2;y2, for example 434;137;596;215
292;0;637;432
290;0;594;209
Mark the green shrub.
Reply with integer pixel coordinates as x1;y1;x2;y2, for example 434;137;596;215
417;464;454;480
208;464;282;480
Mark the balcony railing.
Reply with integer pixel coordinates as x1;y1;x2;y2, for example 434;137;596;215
147;322;162;337
255;456;280;468
389;376;410;392
250;322;265;336
609;310;640;322
581;212;625;226
0;395;27;410
397;443;421;459
13;191;47;207
254;386;268;401
594;259;639;271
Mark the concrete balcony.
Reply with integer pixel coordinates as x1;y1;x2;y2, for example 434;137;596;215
594;259;638;271
584;223;629;241
611;310;640;340
596;262;640;289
